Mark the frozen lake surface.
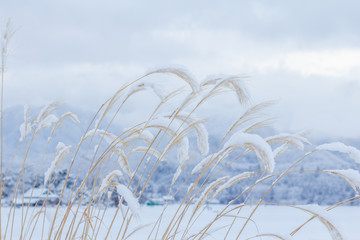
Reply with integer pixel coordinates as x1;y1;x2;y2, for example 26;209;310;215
1;204;359;239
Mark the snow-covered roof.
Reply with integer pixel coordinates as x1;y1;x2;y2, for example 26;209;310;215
23;188;58;199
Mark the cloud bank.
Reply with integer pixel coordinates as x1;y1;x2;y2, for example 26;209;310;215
1;0;360;137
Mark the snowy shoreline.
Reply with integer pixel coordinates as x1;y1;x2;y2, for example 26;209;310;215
1;204;359;239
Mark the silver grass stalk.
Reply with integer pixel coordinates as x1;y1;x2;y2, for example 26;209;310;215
193;177;229;213
121;129;154;145
82;128;117;145
49;112;80;141
201;75;250;105
19;104;31;142
317;142;360;165
323;169;360;195
300;205;344;240
44;142;72;185
131;146;166;162
266;133;311;151
32;102;60;129
224;132;275;174
172;113;209;156
230;101;276;133
115;184;140;219
273;144;289;159
191;148;230;174
109;148;132;178
146;117;190;164
98;170;123;193
214;171;256;197
146;67;200;94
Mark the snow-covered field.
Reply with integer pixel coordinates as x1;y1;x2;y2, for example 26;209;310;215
1;204;359;239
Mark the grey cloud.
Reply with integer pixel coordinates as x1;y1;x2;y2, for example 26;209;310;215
3;0;360;66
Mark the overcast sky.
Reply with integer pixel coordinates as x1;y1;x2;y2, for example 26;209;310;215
1;0;360;138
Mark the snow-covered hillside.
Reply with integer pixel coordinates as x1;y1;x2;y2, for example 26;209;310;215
1;104;359;206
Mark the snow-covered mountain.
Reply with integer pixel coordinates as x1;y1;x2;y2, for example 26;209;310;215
1;104;359;206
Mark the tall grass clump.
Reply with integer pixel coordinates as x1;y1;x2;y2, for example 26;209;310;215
1;24;360;240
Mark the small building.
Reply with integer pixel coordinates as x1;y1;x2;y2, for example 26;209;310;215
146;195;174;206
12;188;59;207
